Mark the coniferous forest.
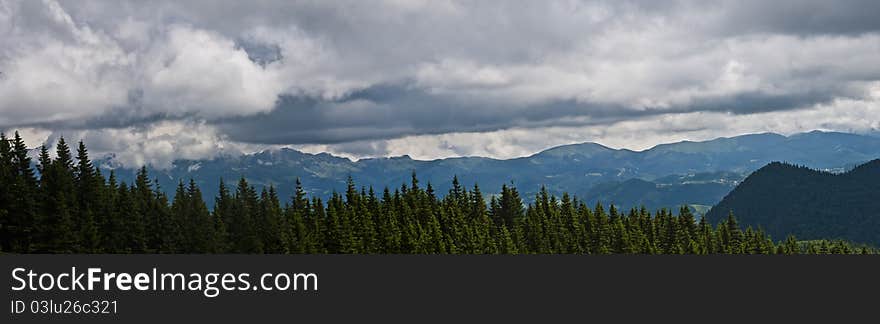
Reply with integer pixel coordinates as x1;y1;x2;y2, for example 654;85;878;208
0;132;873;254
706;160;880;244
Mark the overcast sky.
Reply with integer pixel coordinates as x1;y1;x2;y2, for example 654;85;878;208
2;0;880;167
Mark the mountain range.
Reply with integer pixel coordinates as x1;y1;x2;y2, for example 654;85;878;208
101;131;880;210
706;159;880;244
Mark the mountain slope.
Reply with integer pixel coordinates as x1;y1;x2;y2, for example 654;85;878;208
584;172;743;212
705;160;880;244
102;131;880;209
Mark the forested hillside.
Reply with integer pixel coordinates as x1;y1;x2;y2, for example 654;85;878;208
582;171;742;212
706;160;880;244
0;132;872;254
104;131;880;211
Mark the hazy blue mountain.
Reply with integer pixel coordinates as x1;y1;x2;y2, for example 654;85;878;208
584;171;744;213
706;160;880;244
101;131;880;209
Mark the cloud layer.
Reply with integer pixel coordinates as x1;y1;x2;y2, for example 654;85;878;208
2;0;880;166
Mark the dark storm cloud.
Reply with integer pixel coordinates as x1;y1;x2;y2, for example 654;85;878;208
216;83;850;145
216;84;631;145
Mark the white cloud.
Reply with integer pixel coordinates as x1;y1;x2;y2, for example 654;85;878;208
34;120;269;169
139;25;282;118
0;1;283;128
0;0;133;126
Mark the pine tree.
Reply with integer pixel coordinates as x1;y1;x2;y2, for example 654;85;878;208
677;206;697;250
32;139;78;253
724;212;743;254
0;133;13;251
561;193;585;253
11;132;38;252
100;171;125;253
286;179;310;253
378;187;402;253
174;179;215;252
258;186;288;253
153;182;178;253
213;179;233;252
592;203;611;254
496;225;518;254
325;192;344;253
127;167;150;253
189;180;215;251
359;187;381;253
310;197;327;253
113;182;138;253
74;141;100;252
231;177;263;253
697;213;714;254
492;184;523;230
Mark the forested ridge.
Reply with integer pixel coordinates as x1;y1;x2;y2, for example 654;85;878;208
0;132;872;254
707;160;880;244
99;131;880;213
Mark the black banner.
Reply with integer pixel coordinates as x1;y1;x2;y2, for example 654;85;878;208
2;255;877;322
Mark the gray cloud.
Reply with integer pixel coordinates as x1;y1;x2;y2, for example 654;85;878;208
712;0;880;36
2;0;880;165
216;83;854;145
216;86;625;144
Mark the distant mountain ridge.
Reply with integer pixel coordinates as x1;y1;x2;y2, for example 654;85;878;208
583;171;744;212
101;131;880;210
706;159;880;244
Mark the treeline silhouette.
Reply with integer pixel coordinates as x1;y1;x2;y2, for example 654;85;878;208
0;132;872;254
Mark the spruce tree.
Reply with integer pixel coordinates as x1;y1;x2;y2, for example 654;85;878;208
496;225;518;254
231;177;263;253
286;179;309;253
259;186;288;253
153;182;178;253
101;171;125;253
32;139;77;253
128;167;150;253
74;141;100;252
378;187;402;253
0;133;13;251
213;179;233;252
9;132;39;252
725;212;743;254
